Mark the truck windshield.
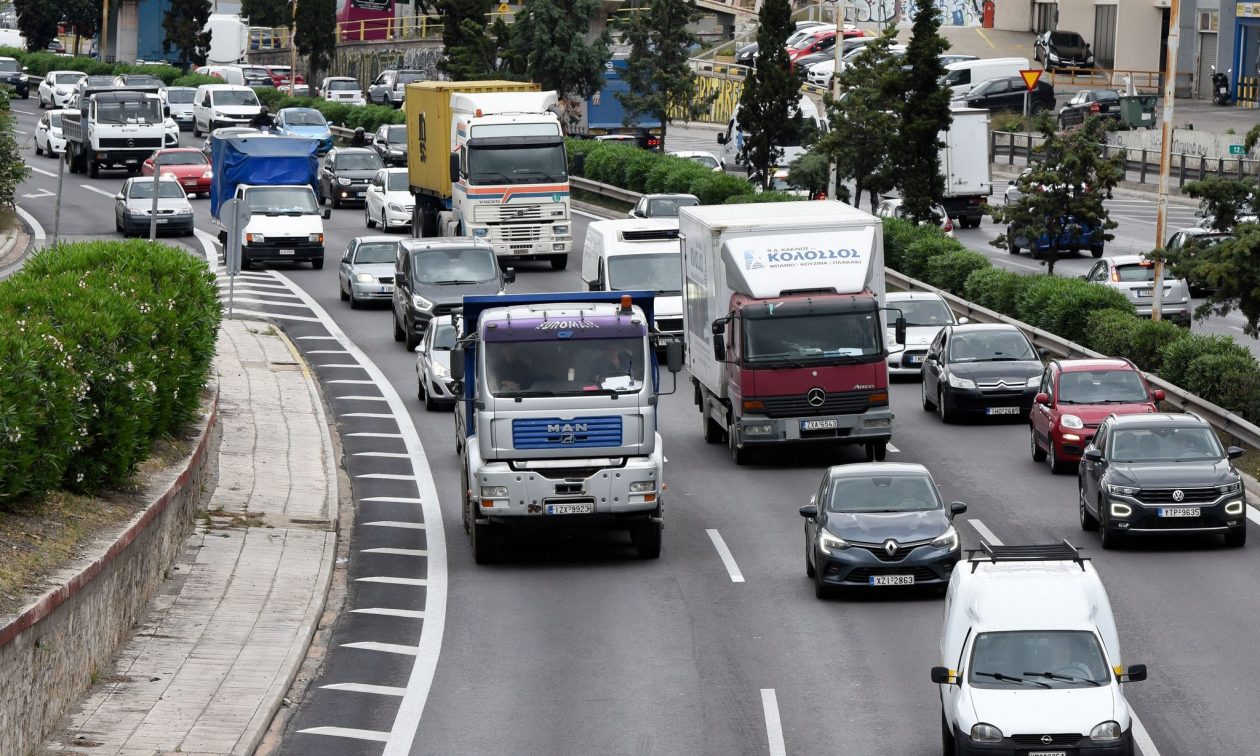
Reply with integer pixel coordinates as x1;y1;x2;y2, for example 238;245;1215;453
742;311;881;364
969;630;1110;689
410;248;497;285
607;253;681;295
467;143;567;185
244;187;318;214
0;60;18;73
486;337;645;396
96;99;162;124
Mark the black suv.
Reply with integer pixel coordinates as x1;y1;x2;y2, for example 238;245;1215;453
371;124;408;166
0;56;29;99
392;238;513;349
957;76;1055;114
318;147;385;208
1078;413;1247;549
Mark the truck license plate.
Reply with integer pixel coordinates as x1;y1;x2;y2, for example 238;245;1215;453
801;419;838;430
545;503;593;515
157;218;168;224
871;575;914;586
1158;507;1200;518
278;249;295;255
985;407;1020;415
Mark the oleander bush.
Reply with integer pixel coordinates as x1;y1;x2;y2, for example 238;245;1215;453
0;240;219;505
899;236;963;281
564;139;756;204
1083;310;1186;372
924;250;990;293
881;217;940;271
962;267;1026;314
1013;274;1132;346
723;191;807;203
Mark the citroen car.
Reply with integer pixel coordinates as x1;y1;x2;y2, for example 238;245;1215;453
921;324;1044;422
416;314;458;410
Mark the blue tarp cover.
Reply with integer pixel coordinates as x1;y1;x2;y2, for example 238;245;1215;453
210;134;320;218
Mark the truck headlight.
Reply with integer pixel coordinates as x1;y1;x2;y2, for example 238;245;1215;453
969;723;1003;743
355;272;375;283
411;293;433;311
1090;721;1121;742
947;374;975;389
338;177;351;186
552;225;568;235
1106;484;1139;496
819;531;849;555
246;232;265;243
1060;414;1084;430
480;485;508;498
629;481;656;493
930;525;959;551
472;228;488;237
308;233;323;243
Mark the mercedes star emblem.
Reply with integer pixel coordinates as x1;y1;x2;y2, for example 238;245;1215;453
806;387;826;407
883;539;898;556
1041;735;1053;745
126;138;135;147
1172;489;1185;502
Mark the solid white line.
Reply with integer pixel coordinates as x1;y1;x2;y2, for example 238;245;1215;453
321;682;408;696
343;413;394;419
354;452;411;458
29;166;58;178
572;208;609;220
296;335;340;340
357;473;417;481
886;443;900;453
335;395;388;402
308;349;351;354
361;497;425;504
11;108;34;116
760;689;787;756
228;308;322;322
193;229;217;264
79;183;116;198
356;576;428;586
706;529;746;583
328;379;377;384
968;519;1004;546
268;268;449;756
13;205;44;244
215;279;292;290
1132;712;1161;756
1247;505;1260;527
316;363;367;369
363;548;428;557
347;432;404;438
342;641;419;656
351;607;426;619
296;726;390;742
365;520;426;530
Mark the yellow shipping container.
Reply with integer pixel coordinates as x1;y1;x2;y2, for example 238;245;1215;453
404;80;541;202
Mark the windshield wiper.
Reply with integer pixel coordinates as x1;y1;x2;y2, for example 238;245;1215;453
1024;671;1102;686
502;390;555;398
432;279;488;285
973;672;1051;688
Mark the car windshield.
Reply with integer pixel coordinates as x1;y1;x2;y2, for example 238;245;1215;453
0;60;18;73
467;143;567;185
386;126;407;144
1057;370;1148;404
825;473;941;513
683;154;718;169
769;175;796;192
96;99;162;124
1114;263;1158;282
891;299;953;326
353;242;397;264
285;110;326;126
166;88;195;103
128;181;186;199
1110;426;1223;462
606;253;682;295
244;187;318;214
1050;31;1085;46
485;337;645;397
327;79;358;91
792;35;823;50
645;197;698;217
431;322;456;350
397;72;424;84
948;331;1036;362
411;248;498;285
55;73;83;84
242;68;269;78
386;171;409;191
48;113;64;128
743;311;881;363
213;90;260;106
155;151;208;166
337;152;384;171
970;631;1110;689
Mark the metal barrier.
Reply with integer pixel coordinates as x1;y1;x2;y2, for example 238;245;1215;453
1042;67;1187;92
569;176;641;205
257;14;444;49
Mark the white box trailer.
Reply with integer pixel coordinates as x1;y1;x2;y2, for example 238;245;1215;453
939;107;992;228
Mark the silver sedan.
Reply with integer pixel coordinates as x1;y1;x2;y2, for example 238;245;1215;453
338;235;400;308
416;315;458;411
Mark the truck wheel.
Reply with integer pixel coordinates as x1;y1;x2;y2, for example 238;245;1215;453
460;468;473;532
550;254;569;271
864;441;887;462
632;520;662;559
701;411;724;444
471;518;497;564
88;159;99;179
728;430;750;466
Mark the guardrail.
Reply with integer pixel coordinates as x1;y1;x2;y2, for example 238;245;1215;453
570;176;641;205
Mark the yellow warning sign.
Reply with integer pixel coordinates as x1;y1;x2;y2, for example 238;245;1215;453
1019;69;1043;91
497;2;509;12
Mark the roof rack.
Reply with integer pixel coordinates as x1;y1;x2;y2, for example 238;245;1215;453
966;540;1088;572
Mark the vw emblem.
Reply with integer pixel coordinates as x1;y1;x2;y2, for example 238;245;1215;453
806;387;826;407
1041;735;1053;745
883;539;898;556
126;138;135;147
1172;489;1185;502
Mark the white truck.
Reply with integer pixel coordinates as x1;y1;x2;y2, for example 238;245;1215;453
203;14;250;65
63;86;168;178
939;107;992;229
406;81;573;270
580;218;684;344
680;201;903;465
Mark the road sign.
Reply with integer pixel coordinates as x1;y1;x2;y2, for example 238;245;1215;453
497;2;509;12
1019;69;1043;92
1230;144;1246;155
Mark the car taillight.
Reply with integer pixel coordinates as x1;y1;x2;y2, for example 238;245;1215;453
943;217;954;232
1090;102;1100;112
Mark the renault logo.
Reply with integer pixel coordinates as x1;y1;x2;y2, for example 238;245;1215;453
1172;489;1185;502
806;388;826;407
883;539;898;556
1041;735;1053;745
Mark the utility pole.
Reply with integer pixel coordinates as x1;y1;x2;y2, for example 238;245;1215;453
100;0;110;62
289;0;298;96
1150;0;1180;322
825;0;842;200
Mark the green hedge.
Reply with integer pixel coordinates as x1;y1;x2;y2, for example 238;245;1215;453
900;236;962;281
248;90;405;133
566;139;757;205
963;267;1027;314
0;240;219;505
924;250;990;293
723;191;808;204
1013;275;1133;346
0;46;184;84
173;73;223;88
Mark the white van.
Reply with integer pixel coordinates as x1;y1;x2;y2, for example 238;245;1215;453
932;542;1147;755
581;218;684;341
192;84;262;136
715;94;826;172
195;65;245;86
942;57;1030;98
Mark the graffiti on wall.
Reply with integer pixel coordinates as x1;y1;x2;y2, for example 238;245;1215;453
670;74;743;125
843;0;983;26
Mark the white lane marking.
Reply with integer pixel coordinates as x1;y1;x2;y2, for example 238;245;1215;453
217;285;300;297
79;184;116;198
321;683;408;697
886;443;900;453
342;641;419;656
343;413;395;419
193;229;217;262
572;208;610;220
328;378;377;384
1132;713;1161;756
1247;505;1260;527
706;529;746;583
29;166;58;178
363;547;428;557
361;497;424;504
356;576;428;586
14;205;45;244
357;473;417;481
296;726;390;742
218;296;312;309
334;395;389;402
308;349;351;354
968;519;1003;546
354;452;411;458
760;689;787;756
12;108;34;116
365;520;426;530
352;607;426;619
228;308;322;322
347;432;404;438
316;363;367;369
12;129;25;135
296;335;340;340
215;278;291;289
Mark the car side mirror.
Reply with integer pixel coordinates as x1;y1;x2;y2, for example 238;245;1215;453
1228;446;1245;460
716;133;727;145
503;267;515;285
930;667;958;685
957;316;969;324
1037;347;1049;358
1083;448;1104;462
1151;389;1165;402
949;501;967;516
712;333;726;362
115;193;124;200
799;504;818;519
1120;664;1146;682
322;208;332;219
163;105;170;118
450;347;465;382
894;316;907;346
449;152;459;182
1035;392;1049;405
665;340;683;373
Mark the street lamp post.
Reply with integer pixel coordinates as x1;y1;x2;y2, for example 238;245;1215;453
1150;0;1180;322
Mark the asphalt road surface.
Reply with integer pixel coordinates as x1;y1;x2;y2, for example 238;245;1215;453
11;107;1260;756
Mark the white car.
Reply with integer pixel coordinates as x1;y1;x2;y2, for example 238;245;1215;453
754;168;812;197
364;167;414;232
416;314;458;411
884;292;966;377
320;77;365;106
38;70;85;109
34;109;71;157
875;197;955;237
164;117;180;147
113;175;195;237
165;86;196;130
669;150;722;172
806;58;838;88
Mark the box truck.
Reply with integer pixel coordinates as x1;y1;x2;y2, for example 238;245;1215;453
939;107;992;228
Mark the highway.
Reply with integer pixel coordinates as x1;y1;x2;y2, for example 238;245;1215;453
10;106;1260;756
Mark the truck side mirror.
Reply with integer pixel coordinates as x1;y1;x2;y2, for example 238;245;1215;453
572;153;585;177
894;316;907;346
1121;664;1147;682
712;333;726;362
449;152;459;182
716;133;727;145
930;667;958;685
665;340;683;373
450;346;465;382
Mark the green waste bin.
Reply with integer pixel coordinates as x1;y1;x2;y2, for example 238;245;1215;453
1119;95;1157;129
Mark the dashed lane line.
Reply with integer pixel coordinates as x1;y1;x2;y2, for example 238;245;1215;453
356;576;428;586
334;395;389;402
316;363;367;369
968;518;1003;546
886;443;900;453
365;520;426;530
356;473;418;481
346;432;404;439
29;166;57;178
363;548;428;557
355;452;411;458
341;641;419;656
352;608;426;619
79;184;116;198
761;689;787;756
361;497;425;504
320;683;407;697
294;726;389;743
706;529;746;583
327;379;377;384
343;413;395;419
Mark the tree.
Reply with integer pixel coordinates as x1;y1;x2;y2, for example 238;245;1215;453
735;0;801;188
13;0;56;51
616;0;709;152
508;0;609;102
1165;222;1260;336
989;117;1124;276
0;91;29;208
241;0;290;29
62;0;101;55
787;152;829;199
895;0;952;223
1182;176;1257;232
294;0;336;86
162;0;212;70
438;0;514;80
814;26;900;211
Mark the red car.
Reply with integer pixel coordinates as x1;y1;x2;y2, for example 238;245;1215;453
786;28;866;62
265;65;306;88
1029;357;1165;473
142;148;213;198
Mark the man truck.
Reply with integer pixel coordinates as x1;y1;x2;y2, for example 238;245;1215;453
405;80;573;270
450;292;683;563
680;201;903;465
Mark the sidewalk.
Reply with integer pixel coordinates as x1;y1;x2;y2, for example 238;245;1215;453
41;320;339;756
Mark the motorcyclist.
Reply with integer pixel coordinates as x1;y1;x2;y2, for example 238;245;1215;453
349;126;367;147
251;106;275;131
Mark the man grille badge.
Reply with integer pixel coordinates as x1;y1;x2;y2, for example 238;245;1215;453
806;387;826;407
883;539;898;556
1172;489;1185;502
1041;735;1053;745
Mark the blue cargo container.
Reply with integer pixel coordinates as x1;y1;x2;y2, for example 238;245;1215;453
577;58;662;149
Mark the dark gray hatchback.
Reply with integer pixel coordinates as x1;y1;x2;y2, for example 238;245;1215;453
800;462;966;598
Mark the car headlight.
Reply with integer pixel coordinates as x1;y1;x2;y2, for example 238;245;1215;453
202;170;213;179
1218;479;1243;495
432;361;450;379
819;531;849;555
1090;721;1122;742
127;208;147;216
480;485;508;498
472;228;489;237
1107;483;1139;496
388;202;403;212
552;225;569;235
970;723;1003;743
355;272;375;283
1225;499;1244;515
1060;414;1084;430
308;233;323;243
1025;375;1041;387
629;480;656;493
338;177;351;186
411;293;433;311
947;374;975;389
176;207;192;215
930;525;959;551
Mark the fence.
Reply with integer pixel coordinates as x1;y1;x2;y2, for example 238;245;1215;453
257;14;446;50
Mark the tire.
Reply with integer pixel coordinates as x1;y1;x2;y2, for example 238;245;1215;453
365;205;376;228
319;192;327;206
633;520;662;559
813;567;832;599
405;318;421;350
550;254;568;271
393;312;405;342
1047;438;1070;474
35;141;42;156
1008;236;1019;255
1031;429;1047;462
728;428;750;466
1225;528;1247;548
921;379;937;411
471;518;497;564
417;377;426;401
1091;246;1105;258
1100;507;1123;550
349;291;360;309
339;283;349;301
331;192;341;209
702;411;725;444
805;543;816;577
311;258;324;270
193;123;201;137
941;714;956;756
1079;486;1099;531
460;467;473;533
424;380;439;411
88;159;99;178
937;388;955;424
